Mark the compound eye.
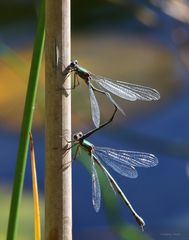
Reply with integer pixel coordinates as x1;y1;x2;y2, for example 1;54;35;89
78;132;83;138
71;59;77;67
73;134;78;140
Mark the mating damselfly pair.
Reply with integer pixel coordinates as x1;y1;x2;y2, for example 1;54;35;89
62;60;160;230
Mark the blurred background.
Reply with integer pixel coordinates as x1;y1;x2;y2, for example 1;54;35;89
1;0;189;239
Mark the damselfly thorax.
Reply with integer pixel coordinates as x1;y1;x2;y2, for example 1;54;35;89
75;67;90;84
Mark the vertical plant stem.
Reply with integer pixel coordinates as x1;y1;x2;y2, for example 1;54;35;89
6;1;45;239
45;0;72;239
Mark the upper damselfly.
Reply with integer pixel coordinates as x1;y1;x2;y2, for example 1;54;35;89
65;60;160;127
70;109;158;230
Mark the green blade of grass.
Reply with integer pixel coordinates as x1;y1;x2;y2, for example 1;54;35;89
6;0;45;239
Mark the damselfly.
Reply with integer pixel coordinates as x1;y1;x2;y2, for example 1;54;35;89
65;60;160;127
71;111;158;230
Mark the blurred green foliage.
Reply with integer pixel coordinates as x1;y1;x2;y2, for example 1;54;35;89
0;188;44;240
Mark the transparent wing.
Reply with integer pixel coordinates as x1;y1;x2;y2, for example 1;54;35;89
105;91;125;116
91;81;126;116
91;155;101;212
94;150;138;179
94;146;158;178
90;74;160;101
88;84;100;128
117;81;160;101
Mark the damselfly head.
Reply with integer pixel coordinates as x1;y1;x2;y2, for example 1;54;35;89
73;131;83;141
70;59;78;69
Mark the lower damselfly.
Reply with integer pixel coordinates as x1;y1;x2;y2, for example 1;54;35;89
70;110;158;230
65;60;160;128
